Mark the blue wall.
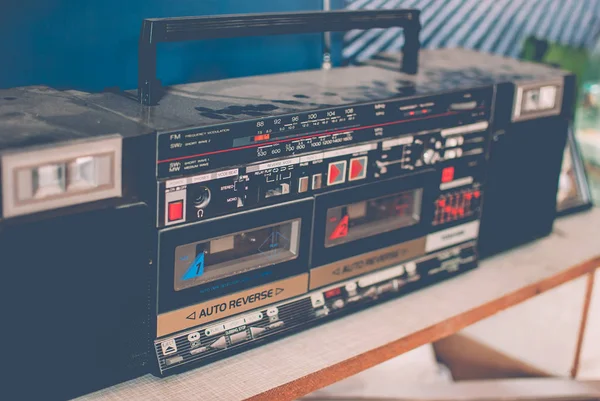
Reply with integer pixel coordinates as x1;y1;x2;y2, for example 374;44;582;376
0;0;326;91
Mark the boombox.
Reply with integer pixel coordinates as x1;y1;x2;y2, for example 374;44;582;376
0;9;574;400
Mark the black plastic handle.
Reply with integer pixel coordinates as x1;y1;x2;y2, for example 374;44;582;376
138;9;421;105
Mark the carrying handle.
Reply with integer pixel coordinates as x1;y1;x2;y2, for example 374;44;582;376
138;9;421;105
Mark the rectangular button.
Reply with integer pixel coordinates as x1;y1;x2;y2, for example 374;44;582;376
32;163;66;199
312;174;322;190
224;318;246;331
349;156;367;181
165;355;183;366
168;200;184;222
190;346;208;355
243;312;263;324
327;161;347;186
160;338;177;356
229;332;248;345
298;176;309;193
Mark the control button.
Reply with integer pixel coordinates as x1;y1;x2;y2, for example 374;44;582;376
229;332;248;345
332;299;345;309
441;167;455;183
312;173;323;190
456;148;463;157
267;321;285;330
168;200;184;222
298;176;309;193
205;324;225;337
187;332;200;342
243;312;263;324
67;157;96;190
165;355;184;366
265;183;290;198
457;136;464;146
422;149;436;164
250;327;266;338
363;287;377;298
405;262;417;276
311;293;325;308
266;307;279;317
315;308;329;318
160;339;178;356
349;156;367;181
377;282;395;294
190;346;208;355
445;138;458;148
327;161;347;186
210;336;227;350
345;282;358;293
224;318;246;331
444;149;457;159
32;163;66;199
539;85;557;109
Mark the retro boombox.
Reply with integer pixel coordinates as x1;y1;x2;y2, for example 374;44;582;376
0;10;574;400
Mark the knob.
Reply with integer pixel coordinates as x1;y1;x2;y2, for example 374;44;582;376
422;149;436;164
193;186;211;208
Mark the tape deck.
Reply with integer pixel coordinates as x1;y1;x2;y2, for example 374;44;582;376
0;8;575;399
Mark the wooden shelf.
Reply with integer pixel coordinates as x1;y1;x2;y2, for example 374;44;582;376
77;208;600;401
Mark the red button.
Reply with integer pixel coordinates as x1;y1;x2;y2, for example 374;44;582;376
327;161;347;186
349;157;367;181
329;164;341;182
168;200;184;221
441;167;455;183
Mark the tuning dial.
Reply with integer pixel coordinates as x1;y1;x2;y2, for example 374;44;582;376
193;186;211;208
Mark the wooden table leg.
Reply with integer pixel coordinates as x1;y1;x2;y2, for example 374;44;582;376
571;269;597;378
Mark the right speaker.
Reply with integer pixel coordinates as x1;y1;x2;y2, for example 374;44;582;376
478;75;576;258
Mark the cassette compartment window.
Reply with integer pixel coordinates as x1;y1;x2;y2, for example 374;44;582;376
325;189;422;248
174;219;301;291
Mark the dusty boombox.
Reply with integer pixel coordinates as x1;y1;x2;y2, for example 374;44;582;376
0;9;574;399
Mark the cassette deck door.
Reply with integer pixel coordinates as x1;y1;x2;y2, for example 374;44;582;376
157;198;313;326
310;170;436;289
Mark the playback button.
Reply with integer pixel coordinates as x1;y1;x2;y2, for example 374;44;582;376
327;161;347;186
349;156;367;181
